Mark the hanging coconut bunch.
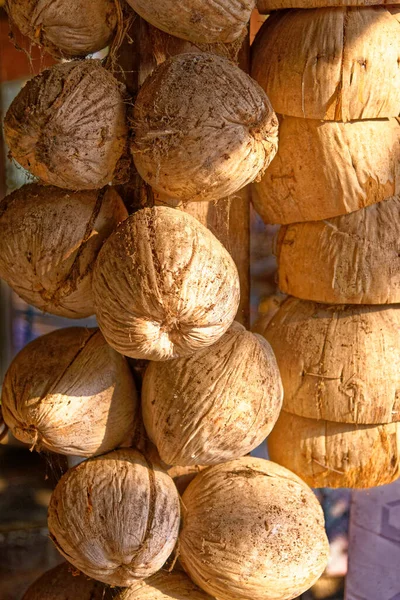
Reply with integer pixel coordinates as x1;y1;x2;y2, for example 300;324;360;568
48;449;180;586
179;457;329;600
0;184;127;318
114;571;214;600
125;0;254;44
142;321;283;466
132;52;278;203
5;0;119;59
277;195;400;304
93;206;240;361
252;7;400;121
1;327;139;457
4;60;128;190
252;116;400;224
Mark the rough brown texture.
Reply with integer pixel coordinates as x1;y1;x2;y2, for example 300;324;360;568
5;0;118;58
132;53;278;203
4;61;127;190
22;562;111;600
257;0;400;12
277;195;400;304
252;7;400;121
252;116;400;224
48;449;180;586
0;184;127;318
142;321;283;465
93;206;240;361
179;457;329;600
257;297;400;424
115;570;214;599
125;0;254;44
1;327;139;457
167;465;207;495
268;410;400;489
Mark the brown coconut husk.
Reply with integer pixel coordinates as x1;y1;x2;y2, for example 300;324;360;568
115;571;214;599
252;7;400;121
256;297;400;425
268;410;400;489
257;0;400;12
277;195;400;304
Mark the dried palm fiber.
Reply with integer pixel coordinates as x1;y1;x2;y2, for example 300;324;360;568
93;206;240;361
179;457;329;600
22;562;111;600
268;410;400;489
277;195;400;304
132;52;278;203
48;448;180;586
4;60;127;190
1;327;139;457
0;184;127;318
125;0;254;44
257;0;400;12
252;115;400;224
5;0;118;59
256;297;400;424
252;7;400;121
142;322;283;466
114;571;214;599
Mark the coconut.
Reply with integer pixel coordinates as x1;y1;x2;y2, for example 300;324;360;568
167;465;207;495
4;60;127;190
93;206;240;361
132;53;278;203
125;0;254;44
258;297;400;425
22;562;110;600
277;195;400;304
252;116;400;224
48;448;180;586
0;184;127;318
252;7;400;121
1;327;139;457
114;571;214;599
179;456;329;600
142;322;283;466
5;0;118;59
257;0;400;12
268;410;400;489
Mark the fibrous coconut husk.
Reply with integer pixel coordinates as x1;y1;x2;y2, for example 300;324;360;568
252;7;400;121
48;449;180;586
277;195;400;304
268;410;400;489
125;0;254;44
257;297;400;424
5;0;118;59
179;456;329;600
93;206;240;361
257;0;400;12
142;322;283;466
252;115;400;224
114;570;214;599
1;327;139;457
0;184;127;319
132;53;278;203
4;60;127;190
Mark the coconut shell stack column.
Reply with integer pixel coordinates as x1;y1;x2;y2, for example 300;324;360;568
252;1;400;488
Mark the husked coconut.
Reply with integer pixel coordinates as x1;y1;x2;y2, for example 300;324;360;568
22;562;110;600
48;449;180;586
259;297;400;424
114;571;214;599
132;53;278;203
252;7;400;121
277;196;400;304
252;116;400;224
257;0;400;12
268;410;400;489
167;465;207;495
179;456;329;600
1;327;139;457
142;322;283;465
93;207;240;361
0;184;127;318
4;61;127;190
125;0;254;44
5;0;118;58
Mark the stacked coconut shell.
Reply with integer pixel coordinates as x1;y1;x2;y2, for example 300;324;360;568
252;1;400;488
